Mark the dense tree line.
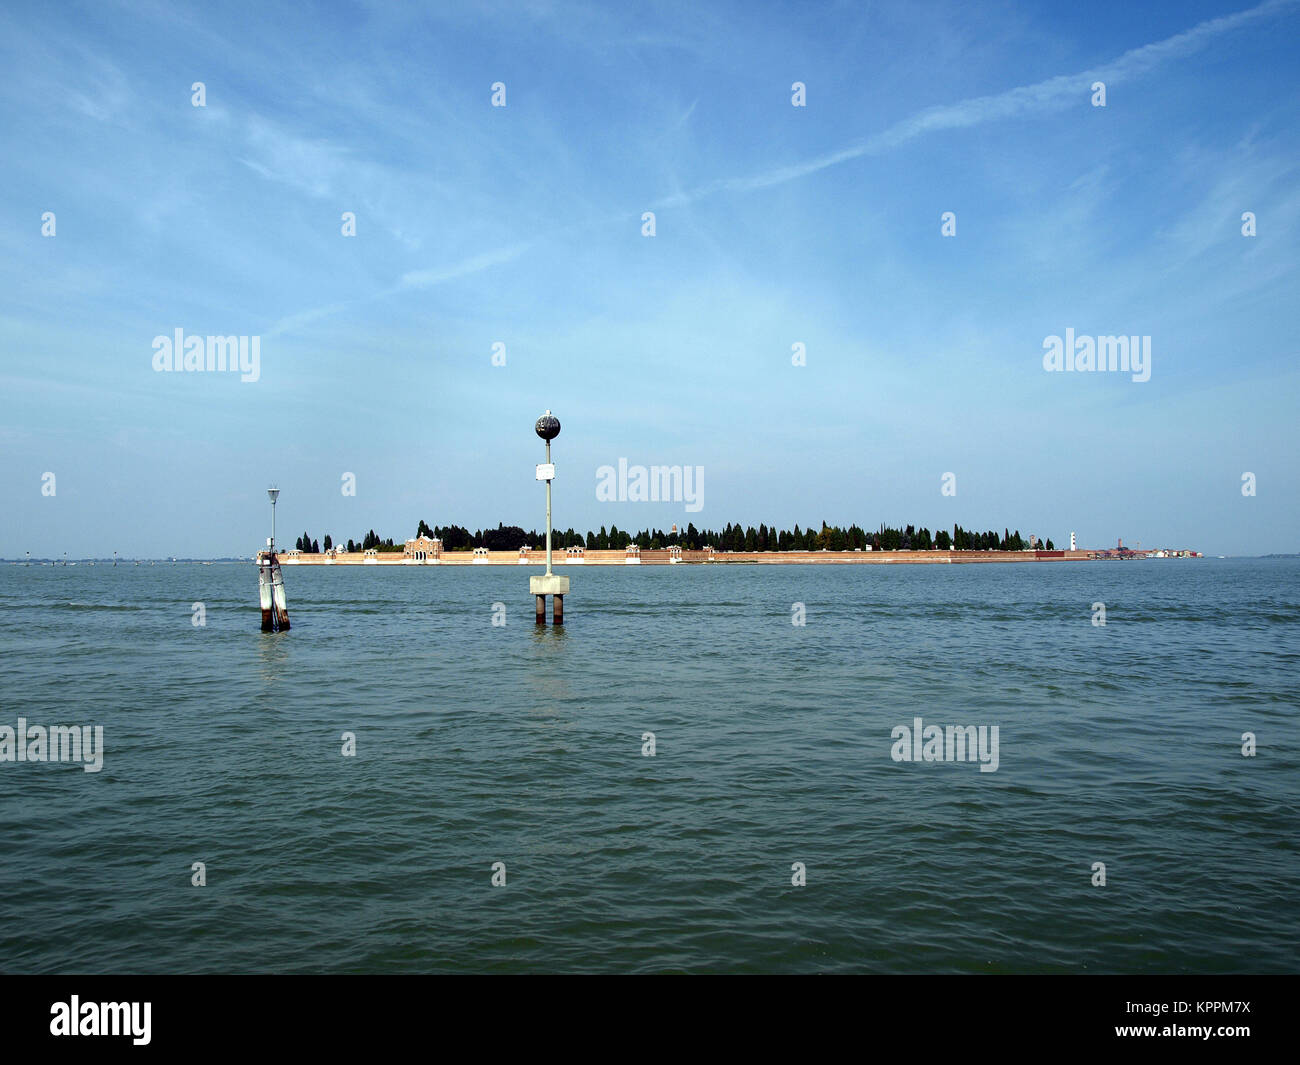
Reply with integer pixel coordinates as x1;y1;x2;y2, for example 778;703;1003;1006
293;529;401;553
291;521;1054;554
396;521;1055;553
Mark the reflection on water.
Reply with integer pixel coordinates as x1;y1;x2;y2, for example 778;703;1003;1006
255;629;292;683
526;620;573;721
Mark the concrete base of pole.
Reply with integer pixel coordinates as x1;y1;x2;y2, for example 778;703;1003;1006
529;574;570;625
528;574;570;596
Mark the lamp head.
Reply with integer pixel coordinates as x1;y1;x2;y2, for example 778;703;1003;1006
534;410;561;441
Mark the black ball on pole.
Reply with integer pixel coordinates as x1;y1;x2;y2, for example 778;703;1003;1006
535;411;561;440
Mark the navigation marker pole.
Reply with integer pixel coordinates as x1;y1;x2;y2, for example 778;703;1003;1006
529;411;569;624
258;487;291;631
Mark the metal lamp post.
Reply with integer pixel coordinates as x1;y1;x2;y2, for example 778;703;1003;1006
536;412;559;574
529;411;569;623
268;487;280;551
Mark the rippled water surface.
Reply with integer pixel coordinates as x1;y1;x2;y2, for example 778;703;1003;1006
1;558;1297;972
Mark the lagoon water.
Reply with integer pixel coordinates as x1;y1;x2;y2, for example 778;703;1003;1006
0;558;1296;973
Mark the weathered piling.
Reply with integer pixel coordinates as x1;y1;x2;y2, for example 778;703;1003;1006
258;551;291;631
258;488;290;631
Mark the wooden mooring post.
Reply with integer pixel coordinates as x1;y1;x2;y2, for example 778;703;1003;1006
258;487;291;631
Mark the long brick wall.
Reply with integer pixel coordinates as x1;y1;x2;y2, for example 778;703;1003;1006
279;548;1094;566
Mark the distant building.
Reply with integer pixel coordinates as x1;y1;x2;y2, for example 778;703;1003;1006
404;536;441;561
1070;531;1077;551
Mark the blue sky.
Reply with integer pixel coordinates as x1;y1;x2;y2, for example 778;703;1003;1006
2;0;1297;557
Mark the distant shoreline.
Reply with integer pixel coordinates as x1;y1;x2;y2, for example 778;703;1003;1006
8;550;1249;565
258;547;1203;566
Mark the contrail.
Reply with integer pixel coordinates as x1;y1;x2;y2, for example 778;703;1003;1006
653;0;1297;208
267;245;530;338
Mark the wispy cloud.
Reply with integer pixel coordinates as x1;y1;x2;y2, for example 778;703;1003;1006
238;116;354;199
266;244;531;339
654;0;1299;209
265;301;356;340
398;244;530;289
